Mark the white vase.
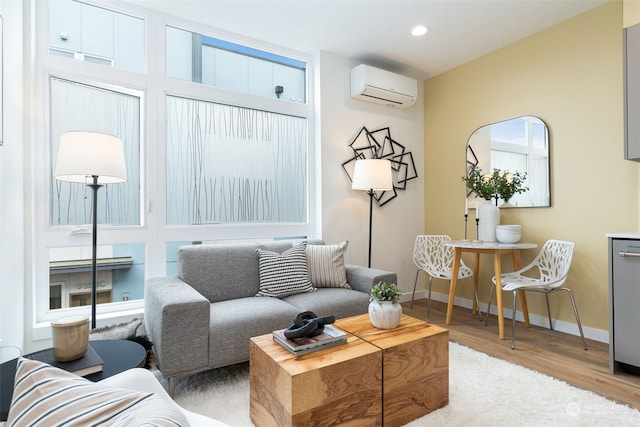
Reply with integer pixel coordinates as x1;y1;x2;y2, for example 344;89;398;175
477;199;500;242
368;301;402;329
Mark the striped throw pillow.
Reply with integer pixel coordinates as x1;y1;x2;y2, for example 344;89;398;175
306;241;351;288
6;357;190;427
256;242;316;298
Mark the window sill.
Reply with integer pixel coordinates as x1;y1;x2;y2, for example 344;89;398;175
33;305;144;342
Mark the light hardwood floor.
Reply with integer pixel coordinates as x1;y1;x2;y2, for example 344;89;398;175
401;298;640;410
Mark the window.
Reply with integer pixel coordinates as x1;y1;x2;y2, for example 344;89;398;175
49;0;145;72
48;244;144;311
50;77;142;227
166;96;308;225
35;1;315;327
166;26;306;102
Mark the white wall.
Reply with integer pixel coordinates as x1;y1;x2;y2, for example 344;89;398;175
318;52;425;295
0;0;26;361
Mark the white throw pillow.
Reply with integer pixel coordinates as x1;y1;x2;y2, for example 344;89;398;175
305;241;351;288
255;242;316;298
6;357;190;427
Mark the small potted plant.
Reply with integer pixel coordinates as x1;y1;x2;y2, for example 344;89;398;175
368;282;403;329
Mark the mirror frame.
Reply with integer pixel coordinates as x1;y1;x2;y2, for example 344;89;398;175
466;116;551;208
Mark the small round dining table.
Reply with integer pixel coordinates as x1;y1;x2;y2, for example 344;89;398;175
443;240;538;340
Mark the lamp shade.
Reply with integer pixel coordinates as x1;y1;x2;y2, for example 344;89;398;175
351;159;393;191
55;131;127;184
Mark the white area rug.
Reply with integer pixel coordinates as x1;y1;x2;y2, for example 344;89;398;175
156;342;640;426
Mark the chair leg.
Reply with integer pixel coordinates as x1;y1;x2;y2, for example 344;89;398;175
511;291;517;350
545;294;553;330
427;277;434;321
562;288;588;350
411;269;421;309
485;284;495;326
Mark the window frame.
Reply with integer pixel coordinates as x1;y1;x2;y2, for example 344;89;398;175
31;0;318;339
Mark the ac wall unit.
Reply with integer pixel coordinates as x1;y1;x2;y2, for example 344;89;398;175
350;64;417;109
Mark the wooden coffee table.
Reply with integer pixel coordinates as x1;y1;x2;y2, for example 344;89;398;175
249;333;382;426
249;314;448;427
335;314;449;427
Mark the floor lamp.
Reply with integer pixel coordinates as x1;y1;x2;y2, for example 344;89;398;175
351;159;393;267
54;131;127;329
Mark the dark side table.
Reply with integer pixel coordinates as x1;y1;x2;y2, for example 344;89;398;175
1;339;146;421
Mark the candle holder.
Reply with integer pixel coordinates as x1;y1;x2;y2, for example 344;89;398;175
463;214;469;241
475;218;480;241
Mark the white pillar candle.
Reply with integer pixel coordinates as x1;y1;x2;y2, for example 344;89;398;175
465;199;468;215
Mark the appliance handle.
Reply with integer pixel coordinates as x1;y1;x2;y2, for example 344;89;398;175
618;251;640;257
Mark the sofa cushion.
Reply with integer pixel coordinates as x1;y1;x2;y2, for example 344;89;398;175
256;242;316;298
208;297;300;367
283;288;370;319
304;241;350;288
6;357;189;427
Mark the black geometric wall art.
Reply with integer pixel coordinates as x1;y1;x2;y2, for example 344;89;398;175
342;126;418;207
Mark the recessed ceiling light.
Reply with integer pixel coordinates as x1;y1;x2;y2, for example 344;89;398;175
411;25;428;37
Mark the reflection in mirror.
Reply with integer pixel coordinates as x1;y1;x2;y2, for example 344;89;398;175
466;116;550;208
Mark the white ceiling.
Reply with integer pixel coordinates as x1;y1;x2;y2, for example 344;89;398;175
127;0;607;79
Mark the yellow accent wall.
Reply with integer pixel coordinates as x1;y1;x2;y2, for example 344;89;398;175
624;0;640;27
423;1;638;331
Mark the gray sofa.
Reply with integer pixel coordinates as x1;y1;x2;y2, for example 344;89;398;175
144;239;396;395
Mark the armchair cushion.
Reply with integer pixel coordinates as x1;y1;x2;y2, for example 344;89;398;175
256;242;316;298
6;357;189;427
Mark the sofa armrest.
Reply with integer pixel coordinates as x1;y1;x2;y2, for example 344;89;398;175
345;264;398;294
144;277;210;379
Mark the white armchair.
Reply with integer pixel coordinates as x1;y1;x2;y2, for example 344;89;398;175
2;357;231;427
100;368;231;427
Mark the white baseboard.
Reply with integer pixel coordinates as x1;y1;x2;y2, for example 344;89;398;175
403;290;608;344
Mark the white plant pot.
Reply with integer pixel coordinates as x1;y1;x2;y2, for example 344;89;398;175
368;300;402;329
477;199;500;242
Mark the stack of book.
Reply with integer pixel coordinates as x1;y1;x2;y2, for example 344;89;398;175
27;343;104;377
273;325;347;356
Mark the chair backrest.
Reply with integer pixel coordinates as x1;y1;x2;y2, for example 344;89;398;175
413;235;456;276
530;239;575;287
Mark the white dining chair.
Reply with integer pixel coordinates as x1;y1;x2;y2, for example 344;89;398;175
485;239;587;350
411;235;478;321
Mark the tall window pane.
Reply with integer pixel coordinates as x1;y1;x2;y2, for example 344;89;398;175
50;77;141;226
166;96;307;225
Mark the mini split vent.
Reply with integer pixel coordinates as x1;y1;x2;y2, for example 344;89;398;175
350;64;417;109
